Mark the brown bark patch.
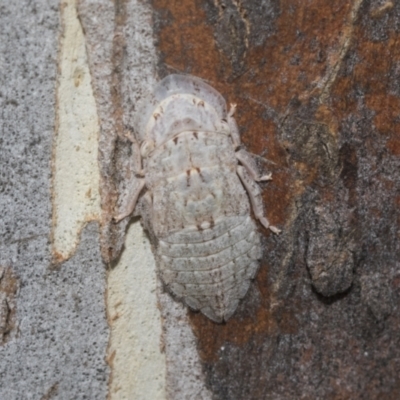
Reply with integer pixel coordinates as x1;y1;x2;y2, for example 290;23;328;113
152;0;229;84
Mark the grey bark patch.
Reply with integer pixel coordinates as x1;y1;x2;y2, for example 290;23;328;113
282;118;340;185
0;2;109;396
361;273;393;321
361;0;398;42
0;225;109;399
305;202;356;297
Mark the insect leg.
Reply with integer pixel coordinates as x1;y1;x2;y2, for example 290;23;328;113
227;103;241;149
114;179;146;222
236;149;272;182
237;166;281;234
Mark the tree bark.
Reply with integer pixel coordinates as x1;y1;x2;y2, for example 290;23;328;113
1;0;399;399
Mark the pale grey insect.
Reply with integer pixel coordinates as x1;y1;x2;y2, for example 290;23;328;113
115;74;280;323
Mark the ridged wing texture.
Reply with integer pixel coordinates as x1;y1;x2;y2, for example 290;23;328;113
146;130;250;238
158;216;262;322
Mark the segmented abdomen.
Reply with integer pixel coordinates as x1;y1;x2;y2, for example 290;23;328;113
158;216;261;322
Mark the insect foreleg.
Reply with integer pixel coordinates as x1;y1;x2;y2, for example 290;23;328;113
114;179;146;222
237;166;281;234
227;103;241;149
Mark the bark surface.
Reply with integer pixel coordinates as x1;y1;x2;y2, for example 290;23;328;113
150;0;400;398
1;0;399;399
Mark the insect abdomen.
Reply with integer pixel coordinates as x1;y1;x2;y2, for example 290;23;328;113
158;216;261;322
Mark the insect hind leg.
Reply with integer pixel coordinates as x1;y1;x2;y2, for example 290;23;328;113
236;148;273;182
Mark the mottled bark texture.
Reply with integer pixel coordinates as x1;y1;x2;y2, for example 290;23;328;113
0;2;109;398
151;0;400;398
2;0;399;398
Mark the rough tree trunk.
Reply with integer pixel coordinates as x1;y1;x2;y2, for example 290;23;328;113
1;0;399;399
